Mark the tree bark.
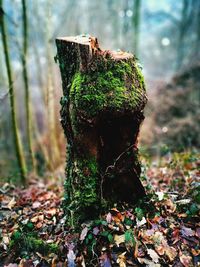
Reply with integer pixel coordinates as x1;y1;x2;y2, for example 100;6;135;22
21;0;35;172
56;35;147;226
132;0;142;56
0;0;27;183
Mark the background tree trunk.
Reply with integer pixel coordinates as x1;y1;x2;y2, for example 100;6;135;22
0;0;27;183
132;0;142;56
45;0;60;169
56;36;147;226
21;0;35;172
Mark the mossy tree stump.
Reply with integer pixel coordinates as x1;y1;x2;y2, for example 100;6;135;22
56;35;147;226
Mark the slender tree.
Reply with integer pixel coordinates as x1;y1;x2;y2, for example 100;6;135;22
132;0;141;56
46;0;60;168
176;0;188;69
176;0;193;70
21;0;35;172
122;0;129;37
0;0;27;183
31;1;51;171
194;0;200;58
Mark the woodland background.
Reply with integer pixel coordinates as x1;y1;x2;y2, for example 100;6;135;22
0;0;200;181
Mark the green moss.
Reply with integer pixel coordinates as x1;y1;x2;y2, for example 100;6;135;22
65;156;100;225
10;227;58;256
70;56;145;123
69;157;98;205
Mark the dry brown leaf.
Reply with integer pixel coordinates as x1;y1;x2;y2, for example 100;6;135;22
155;245;165;256
80;227;88;241
31;214;44;223
32;201;41;209
147;248;160;263
45;208;57;217
164;199;176;213
111;208;124;222
165;246;177;261
7;197;16;210
51;256;58;267
134;241;138;258
117;252;126;267
152;231;165;245
3;235;10;245
114;234;125;246
180;254;193;267
191;248;200;256
35;221;43;229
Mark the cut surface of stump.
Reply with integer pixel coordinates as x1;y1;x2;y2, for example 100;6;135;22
56;35;147;225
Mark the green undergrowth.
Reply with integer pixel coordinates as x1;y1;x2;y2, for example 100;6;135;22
9;222;58;257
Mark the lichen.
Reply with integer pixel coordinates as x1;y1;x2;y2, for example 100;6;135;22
70;55;146;126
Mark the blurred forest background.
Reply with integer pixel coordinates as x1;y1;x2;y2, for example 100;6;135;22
0;0;199;181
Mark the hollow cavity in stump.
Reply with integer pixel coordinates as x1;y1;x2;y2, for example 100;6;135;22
56;35;147;225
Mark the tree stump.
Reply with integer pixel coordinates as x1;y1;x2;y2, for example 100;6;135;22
56;35;147;226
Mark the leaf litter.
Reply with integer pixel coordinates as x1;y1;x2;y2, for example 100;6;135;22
0;152;199;266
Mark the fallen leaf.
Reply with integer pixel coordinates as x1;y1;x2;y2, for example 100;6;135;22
45;208;57;217
191;248;200;256
116;252;126;267
155;192;164;201
76;254;86;267
67;249;76;267
3;235;10;244
175;199;191;205
93;226;99;235
19;259;34;267
134;241;138;258
136;217;147;227
80;227;88;241
147;248;160;263
114;234;125;246
181;226;195;237
7;197;16;210
138;258;161;267
5;264;18;267
180;254;193;267
32;201;41;209
165;246;177;261
35;221;43;229
155;245;165;256
164;199;176;213
172;228;180;244
106;212;112;223
31;214;44;223
99;252;112;267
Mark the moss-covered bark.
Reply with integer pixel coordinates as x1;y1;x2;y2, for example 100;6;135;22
56;36;147;226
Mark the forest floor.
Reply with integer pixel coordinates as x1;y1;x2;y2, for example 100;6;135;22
0;151;199;267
